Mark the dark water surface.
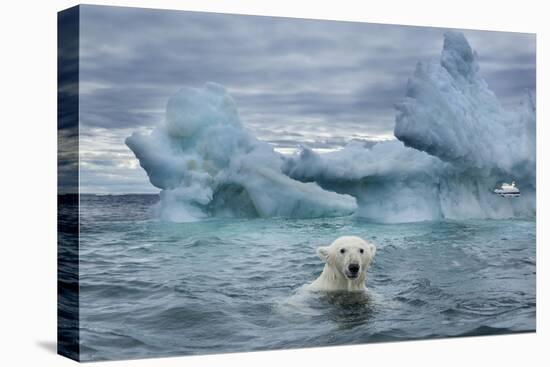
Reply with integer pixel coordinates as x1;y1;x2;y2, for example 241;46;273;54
75;195;535;361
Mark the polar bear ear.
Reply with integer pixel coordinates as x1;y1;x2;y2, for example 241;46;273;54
369;243;377;258
317;246;330;262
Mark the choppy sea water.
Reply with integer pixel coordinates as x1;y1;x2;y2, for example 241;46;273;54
72;194;535;361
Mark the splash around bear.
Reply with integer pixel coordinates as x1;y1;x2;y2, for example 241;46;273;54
308;236;376;292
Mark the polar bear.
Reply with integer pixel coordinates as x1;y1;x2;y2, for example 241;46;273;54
308;236;376;292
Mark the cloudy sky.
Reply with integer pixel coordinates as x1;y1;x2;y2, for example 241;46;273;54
76;5;535;194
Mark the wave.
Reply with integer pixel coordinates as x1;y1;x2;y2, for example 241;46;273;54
126;31;535;223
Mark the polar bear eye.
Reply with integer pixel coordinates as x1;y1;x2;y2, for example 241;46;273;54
360;249;364;254
340;248;346;254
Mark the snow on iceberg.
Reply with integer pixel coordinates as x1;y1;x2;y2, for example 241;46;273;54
125;82;357;222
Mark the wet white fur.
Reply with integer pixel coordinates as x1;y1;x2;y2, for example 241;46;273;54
308;236;376;292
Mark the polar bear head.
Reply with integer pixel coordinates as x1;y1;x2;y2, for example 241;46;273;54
317;236;376;280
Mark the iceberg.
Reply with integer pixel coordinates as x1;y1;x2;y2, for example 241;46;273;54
284;31;535;222
125;83;357;222
126;32;535;223
394;32;535;179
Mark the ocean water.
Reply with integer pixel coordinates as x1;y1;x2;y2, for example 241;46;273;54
74;194;535;361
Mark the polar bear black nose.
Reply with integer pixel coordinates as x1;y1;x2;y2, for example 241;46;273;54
348;264;360;274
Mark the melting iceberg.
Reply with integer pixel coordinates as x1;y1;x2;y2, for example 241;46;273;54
126;31;535;223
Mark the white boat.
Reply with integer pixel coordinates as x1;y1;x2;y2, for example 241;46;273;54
493;181;520;198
